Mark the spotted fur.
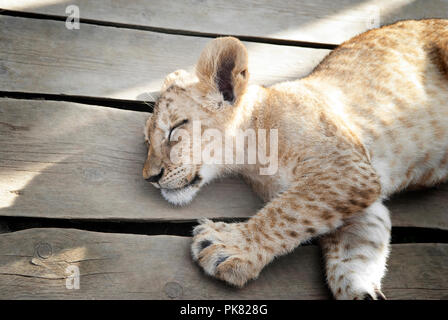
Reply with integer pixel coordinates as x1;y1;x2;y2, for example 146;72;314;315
143;19;448;299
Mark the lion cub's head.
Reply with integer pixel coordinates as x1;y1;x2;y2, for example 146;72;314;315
143;37;250;205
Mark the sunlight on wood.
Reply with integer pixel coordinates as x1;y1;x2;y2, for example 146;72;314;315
108;67;194;101
0;0;67;11
266;0;415;44
0;244;87;281
0;161;60;209
4;0;445;46
0;102;102;210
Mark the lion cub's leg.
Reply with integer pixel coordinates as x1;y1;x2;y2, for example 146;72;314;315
320;201;391;300
191;154;382;288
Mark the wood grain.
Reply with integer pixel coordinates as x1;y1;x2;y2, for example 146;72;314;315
2;0;448;45
1;98;447;229
387;184;448;230
0;228;446;299
0;15;330;100
0;98;263;221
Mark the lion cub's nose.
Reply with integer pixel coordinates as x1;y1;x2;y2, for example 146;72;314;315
145;168;164;183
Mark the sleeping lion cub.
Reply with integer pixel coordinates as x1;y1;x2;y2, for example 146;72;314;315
143;19;448;299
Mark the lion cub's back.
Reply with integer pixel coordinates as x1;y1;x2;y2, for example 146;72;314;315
311;19;448;196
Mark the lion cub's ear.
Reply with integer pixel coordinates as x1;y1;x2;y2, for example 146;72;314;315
161;69;195;92
196;37;249;105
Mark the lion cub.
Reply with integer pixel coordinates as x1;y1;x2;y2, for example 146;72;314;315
143;19;448;299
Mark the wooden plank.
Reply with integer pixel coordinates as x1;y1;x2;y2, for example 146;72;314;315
1;98;448;229
0;98;263;221
2;0;448;45
387;184;448;230
383;242;448;300
0;228;446;299
0;228;330;300
0;15;330;100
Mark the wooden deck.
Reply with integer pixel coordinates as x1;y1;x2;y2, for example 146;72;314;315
0;0;447;299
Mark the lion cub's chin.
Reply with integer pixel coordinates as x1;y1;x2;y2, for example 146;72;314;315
160;165;219;206
160;185;200;206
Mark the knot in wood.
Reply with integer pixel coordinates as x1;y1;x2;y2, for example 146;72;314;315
164;281;183;299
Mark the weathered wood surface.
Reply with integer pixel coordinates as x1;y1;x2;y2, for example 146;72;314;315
0;98;263;221
2;0;448;45
0;228;446;299
1;98;447;230
0;16;330;100
387;185;448;230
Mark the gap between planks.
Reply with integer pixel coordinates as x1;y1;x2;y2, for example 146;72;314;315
0;9;337;50
1;216;447;245
0;90;154;113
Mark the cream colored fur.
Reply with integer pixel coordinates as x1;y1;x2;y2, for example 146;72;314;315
143;19;448;299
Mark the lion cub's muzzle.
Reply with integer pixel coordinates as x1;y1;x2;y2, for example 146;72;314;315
159;173;202;190
144;164;201;190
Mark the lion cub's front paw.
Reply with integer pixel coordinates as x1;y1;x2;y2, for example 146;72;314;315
191;219;264;287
